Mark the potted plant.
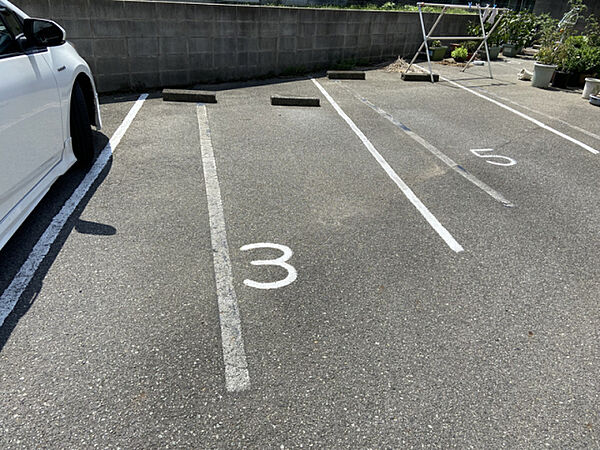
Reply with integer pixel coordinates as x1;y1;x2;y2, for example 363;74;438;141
451;46;468;63
498;11;542;57
428;40;448;61
552;41;573;88
533;45;558;88
467;21;502;60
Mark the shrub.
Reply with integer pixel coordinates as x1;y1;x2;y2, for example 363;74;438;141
451;46;468;62
430;40;442;48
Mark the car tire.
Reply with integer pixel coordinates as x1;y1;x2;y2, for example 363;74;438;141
70;83;95;167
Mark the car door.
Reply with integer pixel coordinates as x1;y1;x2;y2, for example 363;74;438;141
0;5;64;224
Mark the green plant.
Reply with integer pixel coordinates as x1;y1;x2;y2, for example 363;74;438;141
462;40;479;52
451;46;468;62
430;40;442;48
535;46;555;65
467;20;502;46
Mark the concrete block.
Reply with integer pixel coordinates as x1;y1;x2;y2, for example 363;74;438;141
298;23;316;37
215;21;237;37
279;9;298;23
260;8;280;22
327;70;366;80
93;38;127;58
316;22;346;36
154;2;189;21
190;53;214;69
236;38;259;53
259;52;277;68
160;71;190;87
236;7;260;23
96;74;130;93
278;36;296;52
189;37;212;54
271;96;320;107
259;37;277;51
214;7;236;23
130;72;160;90
401;72;439;82
59;19;91;39
344;35;359;48
129;56;159;73
159;54;190;71
247;52;258;66
159;37;188;55
279;22;298;37
127;20;159;38
259;22;279;38
95;56;129;75
14;0;50;17
88;1;125;20
278;52;301;69
128;38;159;57
91;19;127;38
297;36;314;51
237;22;259;38
213;53;235;69
213;37;236;53
187;21;214;38
189;69;216;84
315;35;344;49
50;0;91;19
158;21;182;37
121;2;157;20
162;89;217;103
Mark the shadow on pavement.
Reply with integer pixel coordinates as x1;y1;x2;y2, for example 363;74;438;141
0;131;113;352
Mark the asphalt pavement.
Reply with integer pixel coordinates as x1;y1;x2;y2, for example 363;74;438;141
0;58;599;448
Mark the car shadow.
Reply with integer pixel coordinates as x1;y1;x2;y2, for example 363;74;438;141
0;130;113;352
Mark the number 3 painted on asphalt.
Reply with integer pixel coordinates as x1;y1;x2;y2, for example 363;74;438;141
240;243;297;290
470;148;517;166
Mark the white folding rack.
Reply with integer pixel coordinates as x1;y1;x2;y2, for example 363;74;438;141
407;2;509;82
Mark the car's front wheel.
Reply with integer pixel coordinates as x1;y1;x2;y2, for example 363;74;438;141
70;83;94;166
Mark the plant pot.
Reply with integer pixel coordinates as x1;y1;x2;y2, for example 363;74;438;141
532;63;557;88
582;78;600;99
590;94;600;106
428;46;448;61
552;70;571;89
479;46;502;60
502;44;520;57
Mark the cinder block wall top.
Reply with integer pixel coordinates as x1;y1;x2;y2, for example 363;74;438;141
13;0;473;93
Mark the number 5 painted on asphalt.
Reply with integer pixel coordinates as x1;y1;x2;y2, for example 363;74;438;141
470;148;517;166
240;243;297;290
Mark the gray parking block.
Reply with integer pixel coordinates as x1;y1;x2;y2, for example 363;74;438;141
401;72;439;82
162;89;217;103
271;95;320;107
327;70;366;80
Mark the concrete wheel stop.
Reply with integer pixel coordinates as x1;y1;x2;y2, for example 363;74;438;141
401;72;439;82
162;89;217;103
327;70;366;80
271;95;320;107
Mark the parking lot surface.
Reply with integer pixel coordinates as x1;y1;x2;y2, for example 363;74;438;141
1;58;599;448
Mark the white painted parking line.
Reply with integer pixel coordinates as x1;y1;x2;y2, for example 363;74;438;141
336;82;514;208
196;104;250;393
0;94;148;329
416;65;599;155
471;86;600;144
312;78;464;253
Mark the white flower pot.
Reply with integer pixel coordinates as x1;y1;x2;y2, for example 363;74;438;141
582;78;600;99
531;63;557;88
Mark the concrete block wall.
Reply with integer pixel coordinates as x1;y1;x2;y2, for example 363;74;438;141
13;0;472;93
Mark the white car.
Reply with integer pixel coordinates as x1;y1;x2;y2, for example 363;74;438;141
0;0;102;251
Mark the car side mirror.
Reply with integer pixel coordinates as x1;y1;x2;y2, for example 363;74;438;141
23;18;66;48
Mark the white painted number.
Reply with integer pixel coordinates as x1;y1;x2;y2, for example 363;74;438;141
470;148;516;166
240;243;297;290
